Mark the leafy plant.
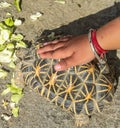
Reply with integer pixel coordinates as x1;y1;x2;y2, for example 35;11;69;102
0;17;27;67
0;16;27;118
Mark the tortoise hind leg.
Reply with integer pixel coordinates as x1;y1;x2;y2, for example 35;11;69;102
75;114;89;127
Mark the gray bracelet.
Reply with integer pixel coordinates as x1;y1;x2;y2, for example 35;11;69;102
88;29;107;64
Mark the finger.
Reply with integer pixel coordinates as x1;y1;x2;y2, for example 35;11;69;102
40;48;73;59
43;36;71;45
37;42;66;54
43;40;60;46
57;35;72;42
54;57;78;71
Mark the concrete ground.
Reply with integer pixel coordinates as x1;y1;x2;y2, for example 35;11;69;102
0;0;120;128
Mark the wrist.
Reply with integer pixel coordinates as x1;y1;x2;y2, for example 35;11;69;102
88;29;107;64
96;29;108;50
91;29;107;55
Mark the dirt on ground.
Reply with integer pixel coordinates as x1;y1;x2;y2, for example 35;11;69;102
0;0;120;128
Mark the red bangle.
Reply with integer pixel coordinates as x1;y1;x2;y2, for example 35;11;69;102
88;29;107;64
91;29;107;55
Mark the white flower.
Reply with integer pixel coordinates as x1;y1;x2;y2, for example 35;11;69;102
14;19;22;26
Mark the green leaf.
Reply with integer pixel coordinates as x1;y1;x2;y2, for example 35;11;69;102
0;69;8;79
10;79;23;94
11;34;23;42
2;79;23;95
4;17;14;27
1;78;23;103
12;106;19;117
0;44;6;51
11;94;23;104
14;0;21;12
7;43;15;50
1;88;11;95
0;23;6;29
9;85;23;95
16;41;27;48
8;61;16;68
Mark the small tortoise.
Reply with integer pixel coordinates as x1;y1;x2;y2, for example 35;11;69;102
21;35;115;127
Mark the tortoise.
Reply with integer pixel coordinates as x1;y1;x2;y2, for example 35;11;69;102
20;34;115;127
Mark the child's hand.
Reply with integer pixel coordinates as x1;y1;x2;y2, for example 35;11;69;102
37;34;95;71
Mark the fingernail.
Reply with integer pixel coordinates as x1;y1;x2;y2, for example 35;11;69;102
54;64;61;71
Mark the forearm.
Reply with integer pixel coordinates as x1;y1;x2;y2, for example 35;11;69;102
97;17;120;50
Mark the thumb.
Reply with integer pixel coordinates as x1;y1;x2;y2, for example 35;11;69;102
54;58;75;71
